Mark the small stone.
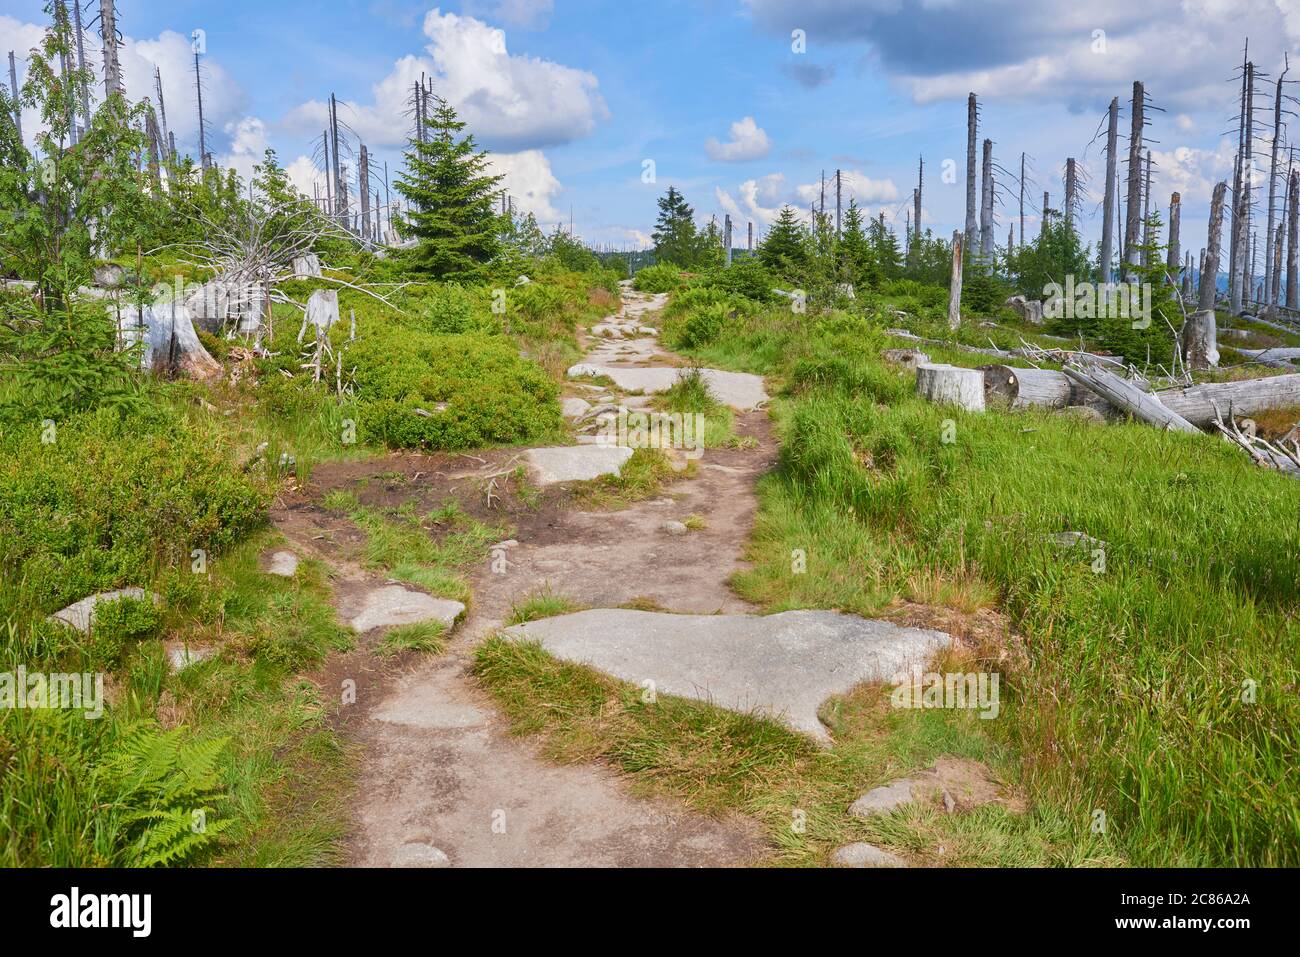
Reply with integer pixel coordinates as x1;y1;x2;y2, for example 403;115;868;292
493;540;519;550
830;842;906;868
661;520;689;536
167;645;212;673
848;779;917;818
391;843;451;868
266;551;299;577
349;586;465;633
943;789;956;814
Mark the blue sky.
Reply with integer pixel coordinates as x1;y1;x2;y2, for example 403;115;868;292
6;0;1300;259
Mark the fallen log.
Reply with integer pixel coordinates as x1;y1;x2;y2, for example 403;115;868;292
1156;373;1300;427
981;365;1121;413
1230;346;1300;366
1062;365;1199;433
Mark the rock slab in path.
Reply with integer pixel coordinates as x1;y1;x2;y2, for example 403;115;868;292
391;843;451;868
830;842;907;868
502;609;952;743
848;779;918;818
524;445;634;485
349;585;465;634
567;364;769;411
50;588;161;634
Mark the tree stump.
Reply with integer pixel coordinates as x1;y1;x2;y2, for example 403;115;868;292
299;289;340;342
293;254;322;278
1182;309;1220;370
916;364;985;412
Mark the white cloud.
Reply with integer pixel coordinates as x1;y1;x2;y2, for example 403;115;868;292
283;9;607;152
1;17;247;159
215;116;270;183
485;148;563;224
705;116;773;162
286;155;327;198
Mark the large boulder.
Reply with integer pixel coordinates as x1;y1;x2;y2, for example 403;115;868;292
1003;295;1044;326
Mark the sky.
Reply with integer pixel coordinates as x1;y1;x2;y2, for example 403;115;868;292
5;0;1300;259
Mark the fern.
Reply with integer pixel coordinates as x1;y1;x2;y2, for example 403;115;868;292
94;723;234;867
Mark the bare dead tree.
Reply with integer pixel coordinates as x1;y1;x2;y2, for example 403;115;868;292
99;0;123;98
1167;192;1181;283
1289;168;1299;308
1264;54;1292;312
965;93;979;256
1100;97;1119;281
980;137;994;259
1124;81;1145;278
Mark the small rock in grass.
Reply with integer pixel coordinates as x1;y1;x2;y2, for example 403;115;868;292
493;540;519;551
392;843;451;868
562;397;592;420
1054;405;1106;423
661;520;689;536
166;645;212;674
848;779;918;818
830;843;906;868
266;551;299;577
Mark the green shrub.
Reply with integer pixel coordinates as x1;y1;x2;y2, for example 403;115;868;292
90;596;163;667
349;330;561;450
705;258;775;302
632;263;684;293
421;283;496;334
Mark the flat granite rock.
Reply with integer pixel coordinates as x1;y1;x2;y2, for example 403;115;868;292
567;364;769;411
266;551;300;577
349;585;465;634
502;609;951;743
830;842;907;868
50;588;161;634
524;445;634;485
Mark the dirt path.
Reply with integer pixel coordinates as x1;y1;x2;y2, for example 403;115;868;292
289;283;779;867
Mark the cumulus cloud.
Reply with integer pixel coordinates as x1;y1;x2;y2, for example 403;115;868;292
485;148;564;224
215;116;271;183
283;8;607;152
714;168;899;227
1;17;247;158
705;116;773;162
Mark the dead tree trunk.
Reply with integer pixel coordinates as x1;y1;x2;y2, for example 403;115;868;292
1265;57;1289;311
99;0;123;98
194;50;207;169
1167;192;1181;282
965;93;978;256
1124;81;1145;279
1229;47;1249;309
72;0;91;130
1019;151;1026;253
1100;97;1118;282
1041;191;1049;239
1063;366;1198;433
947;231;963;331
1272;222;1285;305
980;138;994;260
359;143;371;239
7;52;20;145
981;365;1111;413
1159;374;1300;426
1141;151;1154;267
917;364;985;412
1232;62;1256;314
1289;168;1299;309
914;156;923;255
1065;158;1077;230
1191;182;1226;368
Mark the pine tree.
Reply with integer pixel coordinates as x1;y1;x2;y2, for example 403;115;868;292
758;205;808;283
651;186;699;267
867;215;902;280
396;96;503;280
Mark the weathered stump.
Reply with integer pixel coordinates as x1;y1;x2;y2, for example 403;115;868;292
916;364;985;412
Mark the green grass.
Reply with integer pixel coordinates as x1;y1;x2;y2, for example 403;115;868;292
506;588;584;625
375;620;448;658
324;493;504;605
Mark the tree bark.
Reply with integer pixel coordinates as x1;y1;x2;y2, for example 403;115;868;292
1159;373;1300;426
965;93;978;257
1100;98;1119;282
1199;182;1227;312
1288;169;1299;310
980;138;994;260
1182;310;1220;370
1166;192;1181;281
1124;81;1145;279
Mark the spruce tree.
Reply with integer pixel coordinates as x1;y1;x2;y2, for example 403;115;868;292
396;95;503;280
758;205;808;283
651;186;699;267
837;200;872;287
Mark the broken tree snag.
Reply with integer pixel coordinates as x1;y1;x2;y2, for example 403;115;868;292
298;289;341;342
1289;169;1299;310
1100;96;1119;280
981;365;1110;413
1156;374;1300;428
1167;192;1181;282
965;93;979;255
916;364;985;412
293;254;322;278
1182;309;1220;370
118;301;221;380
1062;365;1199;433
947;231;963;330
1199;182;1227;312
1124;81;1145;279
